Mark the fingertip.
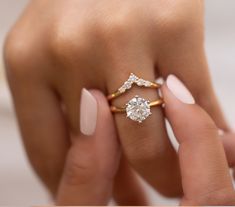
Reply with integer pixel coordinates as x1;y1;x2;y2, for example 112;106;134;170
162;74;195;105
89;89;108;106
80;88;98;136
88;89;113;121
80;88;113;136
161;81;186;116
161;76;217;143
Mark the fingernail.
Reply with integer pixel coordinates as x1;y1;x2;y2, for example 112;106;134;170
166;74;195;104
80;88;97;136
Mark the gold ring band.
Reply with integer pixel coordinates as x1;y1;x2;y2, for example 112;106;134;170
110;98;164;113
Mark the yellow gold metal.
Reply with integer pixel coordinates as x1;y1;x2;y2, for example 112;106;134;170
149;99;164;107
107;82;161;101
110;98;164;113
107;91;122;101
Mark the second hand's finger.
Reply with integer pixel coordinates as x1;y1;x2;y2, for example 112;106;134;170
56;89;120;205
162;75;235;206
113;155;149;205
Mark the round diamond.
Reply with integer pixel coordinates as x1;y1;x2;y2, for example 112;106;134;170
118;87;126;93
126;96;151;123
124;81;132;89
129;73;138;82
136;79;145;86
144;81;151;87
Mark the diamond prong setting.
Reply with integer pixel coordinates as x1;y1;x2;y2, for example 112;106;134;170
126;96;151;122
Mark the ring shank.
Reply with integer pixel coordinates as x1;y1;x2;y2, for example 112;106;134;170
110;98;164;113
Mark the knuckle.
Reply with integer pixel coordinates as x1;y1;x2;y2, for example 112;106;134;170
49;23;90;62
102;18;128;37
49;27;73;58
63;149;96;186
157;1;203;39
4;32;32;75
96;13;132;45
125;134;160;166
196;119;218;138
172;106;217;142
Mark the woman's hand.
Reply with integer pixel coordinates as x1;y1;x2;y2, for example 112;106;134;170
56;76;235;206
4;0;229;200
55;89;120;205
56;89;147;205
162;75;235;205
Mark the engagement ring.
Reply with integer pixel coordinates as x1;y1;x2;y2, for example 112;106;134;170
107;73;164;123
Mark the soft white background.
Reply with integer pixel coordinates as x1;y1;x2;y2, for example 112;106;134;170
0;0;235;205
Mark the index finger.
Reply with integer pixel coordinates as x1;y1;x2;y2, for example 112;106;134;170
162;75;235;206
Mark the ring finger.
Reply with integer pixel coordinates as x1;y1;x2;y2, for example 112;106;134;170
106;55;182;197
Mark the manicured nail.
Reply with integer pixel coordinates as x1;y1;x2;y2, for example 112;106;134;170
80;88;97;136
166;75;195;104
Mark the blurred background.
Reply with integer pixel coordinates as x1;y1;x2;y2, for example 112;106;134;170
0;0;235;205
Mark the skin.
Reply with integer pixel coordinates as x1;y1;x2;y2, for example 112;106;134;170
161;84;235;205
3;0;234;205
55;86;235;205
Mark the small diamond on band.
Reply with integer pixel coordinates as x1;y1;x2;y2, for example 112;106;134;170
118;73;157;93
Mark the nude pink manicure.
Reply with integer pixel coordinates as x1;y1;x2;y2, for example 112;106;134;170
166;75;195;104
80;88;97;136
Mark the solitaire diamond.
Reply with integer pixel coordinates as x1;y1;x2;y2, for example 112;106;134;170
126;96;151;123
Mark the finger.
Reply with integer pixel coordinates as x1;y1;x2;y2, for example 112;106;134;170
220;132;235;181
56;89;120;205
7;73;69;195
162;75;235;205
113;155;149;205
216;129;235;174
156;2;229;131
221;132;235;167
106;59;182;197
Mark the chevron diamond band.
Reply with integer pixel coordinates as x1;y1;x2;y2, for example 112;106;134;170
107;73;161;101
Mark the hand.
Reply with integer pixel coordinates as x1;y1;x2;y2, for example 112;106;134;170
161;75;235;205
4;0;229;199
55;89;120;205
55;76;235;206
56;89;147;205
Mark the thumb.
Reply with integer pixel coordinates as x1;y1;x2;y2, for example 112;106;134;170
56;89;120;206
162;75;234;205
